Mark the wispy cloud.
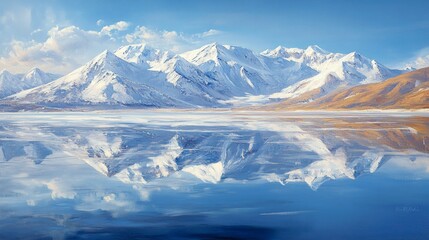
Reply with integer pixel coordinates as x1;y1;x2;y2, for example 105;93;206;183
100;21;130;36
0;7;32;33
125;26;223;52
197;29;222;38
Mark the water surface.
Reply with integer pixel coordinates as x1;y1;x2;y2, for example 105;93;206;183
0;111;428;239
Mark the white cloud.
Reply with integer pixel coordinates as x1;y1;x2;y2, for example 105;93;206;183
125;26;224;52
0;23;123;74
407;55;429;69
96;19;104;26
0;22;224;74
100;21;130;36
30;28;42;35
402;47;429;70
198;29;222;38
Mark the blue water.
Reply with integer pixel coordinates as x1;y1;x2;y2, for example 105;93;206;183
0;111;428;239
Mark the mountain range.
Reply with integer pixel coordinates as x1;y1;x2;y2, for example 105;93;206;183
267;66;429;110
1;42;425;109
0;68;60;99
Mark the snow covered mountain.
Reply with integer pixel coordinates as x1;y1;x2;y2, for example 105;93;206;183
9;51;172;106
0;68;59;99
114;44;172;67
4;43;404;108
22;68;61;88
115;44;229;106
278;66;429;110
8;50;224;107
262;45;404;103
0;70;22;98
181;43;315;97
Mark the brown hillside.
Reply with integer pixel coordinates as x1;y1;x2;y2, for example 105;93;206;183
269;67;429;110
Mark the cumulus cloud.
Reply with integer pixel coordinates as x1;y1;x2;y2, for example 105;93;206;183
406;55;429;69
0;23;123;74
402;47;429;70
0;22;224;74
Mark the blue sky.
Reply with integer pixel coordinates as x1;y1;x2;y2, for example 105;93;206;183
1;0;428;73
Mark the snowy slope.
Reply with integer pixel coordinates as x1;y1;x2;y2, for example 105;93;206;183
5;43;403;108
114;44;172;67
9;51;182;106
22;68;61;88
181;43;272;96
181;43;315;97
293;66;429;110
0;68;59;99
115;44;228;104
8;48;225;107
0;70;23;98
263;46;403;102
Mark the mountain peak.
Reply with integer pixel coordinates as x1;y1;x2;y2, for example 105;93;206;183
115;43;154;55
0;69;13;77
261;46;304;59
26;67;45;77
90;50;118;65
79;49;137;77
29;67;42;72
191;42;257;59
274;45;285;51
305;45;328;55
206;42;223;48
200;42;230;53
180;43;226;65
114;43;171;65
23;68;42;79
342;51;370;64
98;49;113;58
264;45;286;55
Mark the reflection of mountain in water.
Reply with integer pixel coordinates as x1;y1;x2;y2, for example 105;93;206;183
0;141;51;164
316;116;429;153
0;115;427;190
0;125;52;164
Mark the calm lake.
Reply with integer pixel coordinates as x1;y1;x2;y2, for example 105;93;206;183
0;111;428;240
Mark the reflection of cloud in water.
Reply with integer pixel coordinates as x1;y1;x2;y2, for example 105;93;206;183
0;112;428;203
1;112;428;240
46;179;77;200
